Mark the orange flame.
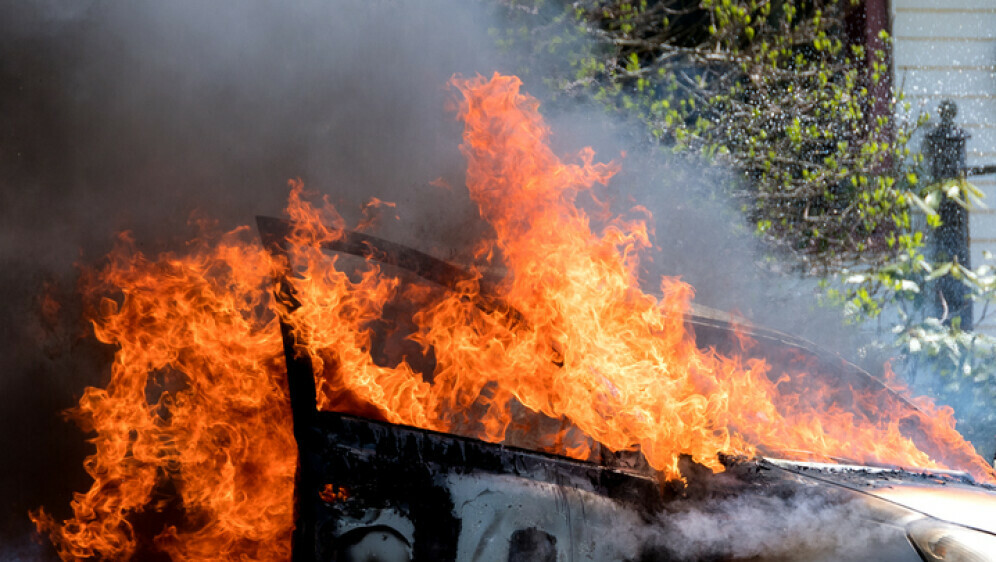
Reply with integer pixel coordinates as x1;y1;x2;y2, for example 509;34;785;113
33;72;994;560
32;229;295;560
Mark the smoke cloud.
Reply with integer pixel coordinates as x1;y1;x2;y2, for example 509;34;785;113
645;490;896;561
0;0;503;555
0;0;882;557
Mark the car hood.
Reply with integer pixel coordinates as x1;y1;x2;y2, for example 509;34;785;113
764;458;996;535
867;483;996;535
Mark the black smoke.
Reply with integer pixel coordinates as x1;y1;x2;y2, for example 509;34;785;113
0;1;502;557
0;1;881;558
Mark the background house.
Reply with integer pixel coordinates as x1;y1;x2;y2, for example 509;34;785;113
892;0;996;333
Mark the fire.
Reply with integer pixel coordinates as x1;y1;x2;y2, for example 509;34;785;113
33;72;995;560
32;230;296;560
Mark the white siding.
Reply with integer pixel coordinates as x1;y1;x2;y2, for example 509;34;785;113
900;68;996;97
896;0;996;10
893;0;996;332
894;10;996;39
895;40;995;67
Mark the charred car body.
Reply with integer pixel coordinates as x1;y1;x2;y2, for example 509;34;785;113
257;217;996;562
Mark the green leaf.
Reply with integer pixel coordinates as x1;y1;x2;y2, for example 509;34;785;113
898;280;919;293
909;193;938;216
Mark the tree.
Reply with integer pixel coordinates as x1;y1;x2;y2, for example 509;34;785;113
495;0;915;273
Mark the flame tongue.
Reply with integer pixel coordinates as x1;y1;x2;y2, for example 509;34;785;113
33;230;296;560
446;73;742;476
33;72;994;560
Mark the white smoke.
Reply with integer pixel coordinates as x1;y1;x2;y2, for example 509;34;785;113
649;491;898;561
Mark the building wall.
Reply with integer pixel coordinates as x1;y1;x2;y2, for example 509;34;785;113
892;0;996;332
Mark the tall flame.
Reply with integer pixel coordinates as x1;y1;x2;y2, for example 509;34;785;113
32;229;295;560
34;72;995;560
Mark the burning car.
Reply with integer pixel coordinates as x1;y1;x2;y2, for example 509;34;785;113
32;73;996;561
258;217;996;562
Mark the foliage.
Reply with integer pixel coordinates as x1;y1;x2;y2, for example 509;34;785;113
827;175;996;446
493;0;922;274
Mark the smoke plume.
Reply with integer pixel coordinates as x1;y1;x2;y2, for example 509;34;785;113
0;0;886;557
